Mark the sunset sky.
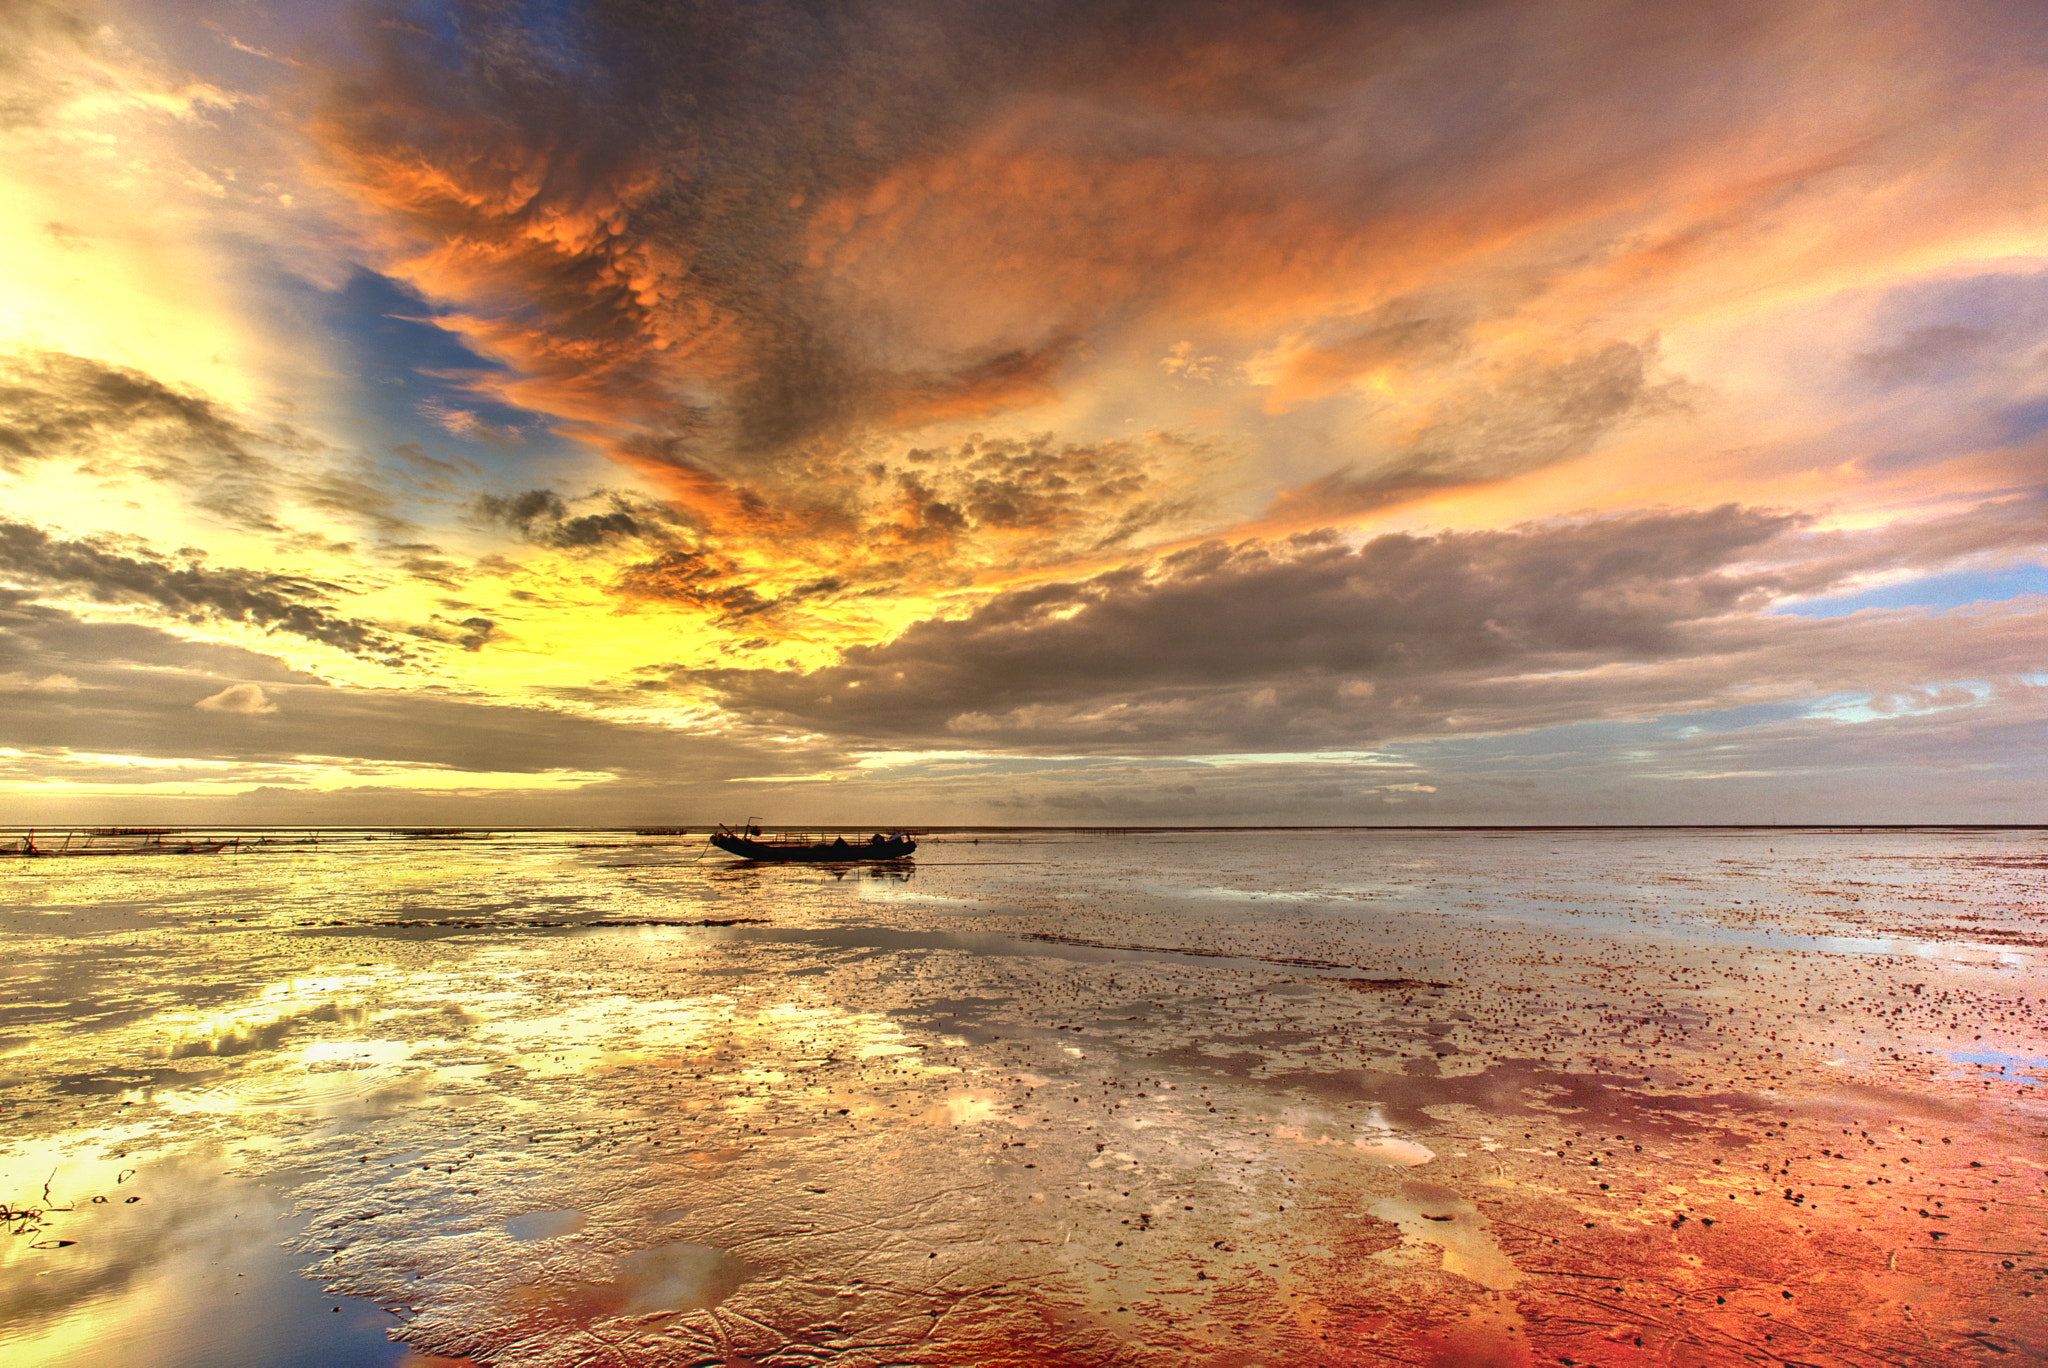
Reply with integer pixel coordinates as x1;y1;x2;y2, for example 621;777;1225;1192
2;0;2045;825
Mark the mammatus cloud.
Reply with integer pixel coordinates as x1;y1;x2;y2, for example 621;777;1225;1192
288;0;2048;597
305;0;1118;461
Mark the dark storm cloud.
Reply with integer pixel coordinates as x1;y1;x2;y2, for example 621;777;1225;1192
0;520;418;664
696;506;1802;737
690;499;2048;752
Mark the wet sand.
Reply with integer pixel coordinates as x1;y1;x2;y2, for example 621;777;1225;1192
2;827;2044;1365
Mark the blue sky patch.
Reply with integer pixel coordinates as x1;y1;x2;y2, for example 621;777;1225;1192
319;269;579;479
1776;564;2048;617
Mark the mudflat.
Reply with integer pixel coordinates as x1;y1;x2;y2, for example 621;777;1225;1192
2;827;2042;1365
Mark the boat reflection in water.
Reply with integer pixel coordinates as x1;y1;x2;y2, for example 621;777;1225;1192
708;822;916;863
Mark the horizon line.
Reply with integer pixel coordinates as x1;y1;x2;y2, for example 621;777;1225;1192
3;823;2042;834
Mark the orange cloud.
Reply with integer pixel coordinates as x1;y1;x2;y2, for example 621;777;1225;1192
288;0;2048;631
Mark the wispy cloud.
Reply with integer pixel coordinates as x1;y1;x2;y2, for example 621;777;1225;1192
0;519;418;665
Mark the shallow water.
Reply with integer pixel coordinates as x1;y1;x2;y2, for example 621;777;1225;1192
2;827;2045;1365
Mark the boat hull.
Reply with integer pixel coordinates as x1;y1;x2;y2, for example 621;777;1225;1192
709;832;915;862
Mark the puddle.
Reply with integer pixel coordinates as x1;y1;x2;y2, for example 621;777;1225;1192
1354;1133;1436;1166
609;1242;750;1315
1949;1049;2048;1070
0;1156;425;1368
503;1210;585;1241
1368;1181;1521;1290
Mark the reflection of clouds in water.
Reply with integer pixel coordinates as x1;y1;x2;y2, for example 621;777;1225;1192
504;1209;586;1241
475;991;942;1106
854;1042;918;1059
155;996;430;1115
1271;1103;1435;1165
148;975;383;1063
0;1155;405;1366
1353;1135;1435;1167
1351;1105;1435;1166
918;1090;1000;1126
1368;1182;1520;1292
4;829;2043;1364
484;1241;754;1340
169;1061;415;1114
611;1242;751;1315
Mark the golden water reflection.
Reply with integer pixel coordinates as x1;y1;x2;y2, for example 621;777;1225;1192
2;828;2043;1365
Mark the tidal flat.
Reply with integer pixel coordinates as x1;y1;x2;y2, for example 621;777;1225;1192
1;827;2044;1366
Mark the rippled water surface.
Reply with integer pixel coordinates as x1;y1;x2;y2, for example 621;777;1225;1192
3;827;2045;1365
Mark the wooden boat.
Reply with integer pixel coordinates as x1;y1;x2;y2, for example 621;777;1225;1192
709;824;915;862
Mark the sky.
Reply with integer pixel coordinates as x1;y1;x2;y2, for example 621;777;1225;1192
1;0;2045;826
